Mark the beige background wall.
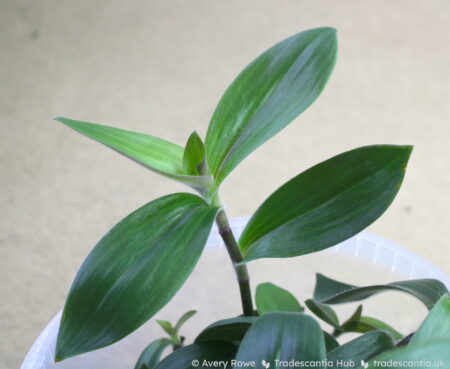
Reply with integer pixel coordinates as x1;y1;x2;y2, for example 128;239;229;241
1;1;449;367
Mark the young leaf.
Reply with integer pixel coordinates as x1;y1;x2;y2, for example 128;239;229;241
134;338;172;369
183;132;206;176
234;312;326;368
327;331;395;369
174;310;197;332
55;193;219;361
351;316;403;341
313;273;448;310
195;317;258;343
205;27;337;185
156;320;177;340
410;294;450;345
56;118;214;197
154;342;236;369
365;339;450;369
239;145;413;262
305;299;340;328
255;282;304;315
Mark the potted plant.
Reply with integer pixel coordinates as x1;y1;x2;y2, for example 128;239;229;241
42;27;450;368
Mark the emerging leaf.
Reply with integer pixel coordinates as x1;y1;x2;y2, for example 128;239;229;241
205;27;337;184
183;132;206;176
239;145;413;262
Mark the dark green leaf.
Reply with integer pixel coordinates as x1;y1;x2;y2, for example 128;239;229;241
410;294;450;345
183;132;206;176
55;193;219;361
323;331;340;352
195;317;258;343
134;338;172;369
154;342;236;369
234;312;326;368
205;27;337;184
313;273;448;310
255;282;304;315
366;339;450;369
175;310;197;332
56;118;214;197
305;299;340;328
327;331;395;369
239;145;412;261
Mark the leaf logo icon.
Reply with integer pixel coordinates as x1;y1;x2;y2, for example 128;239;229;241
262;359;270;369
361;360;369;369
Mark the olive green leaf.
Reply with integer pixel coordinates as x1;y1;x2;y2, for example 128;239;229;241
134;338;172;369
56;118;214;197
313;273;448;310
255;283;304;315
410;294;450;345
234;312;326;368
205;27;337;185
55;193;219;361
195;317;258;343
154;342;236;369
239;145;412;261
327;331;395;369
183;132;206;176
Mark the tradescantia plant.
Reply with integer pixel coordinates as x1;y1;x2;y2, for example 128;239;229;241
52;27;450;369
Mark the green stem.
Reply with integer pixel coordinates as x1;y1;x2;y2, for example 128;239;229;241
213;198;254;316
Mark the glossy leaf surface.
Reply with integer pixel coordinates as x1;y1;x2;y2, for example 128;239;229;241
56;193;219;361
134;339;171;369
56;118;214;197
313;273;448;309
205;27;337;184
154;342;236;369
195;317;258;343
327;331;395;369
255;283;304;315
239;145;412;261
234;312;326;368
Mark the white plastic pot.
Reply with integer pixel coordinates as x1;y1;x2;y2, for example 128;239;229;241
22;217;450;369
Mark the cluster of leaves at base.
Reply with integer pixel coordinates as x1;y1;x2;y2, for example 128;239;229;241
51;25;431;365
134;275;449;369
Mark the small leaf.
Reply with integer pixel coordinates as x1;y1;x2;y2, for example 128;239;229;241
327;331;395;369
55;193;219;361
183;132;206;176
239;145;413;261
410;294;450;345
313;273;448;310
174;310;197;332
154;342;236;369
255;283;304;315
366;339;450;368
134;338;172;369
56;118;214;198
156;320;177;339
357;317;403;341
205;27;337;185
234;312;326;368
305;299;340;328
195;317;258;343
323;331;340;352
